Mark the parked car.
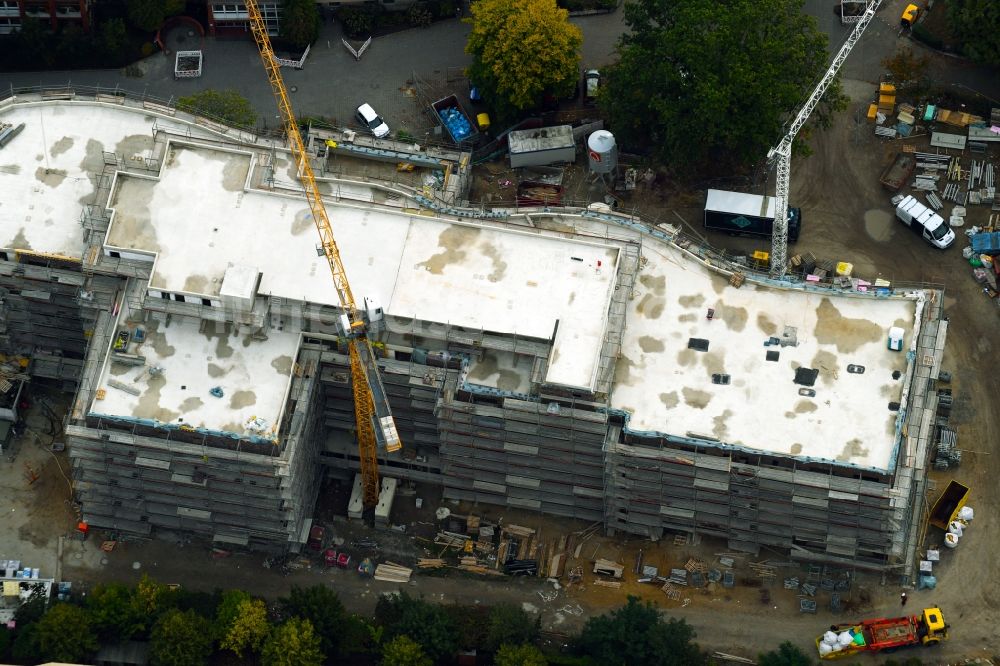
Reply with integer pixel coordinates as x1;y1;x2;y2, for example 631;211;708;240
355;103;390;138
307;525;325;551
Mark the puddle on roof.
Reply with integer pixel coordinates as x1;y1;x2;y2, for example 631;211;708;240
478;241;508;282
144;319;176;358
135;374;180;423
230;390;257;409
115;134;153;160
613;354;640;387
713;302;747;332
678;293;704;308
638;274;665;296
837;438;870;462
814;298;882;354
10;228;31;250
712;409;732;439
635;294;664;319
183;275;209;293
811;349;839;386
418;226;482;274
467;350;523;392
179;396;204;412
701;351;725;375
676;349;696;367
638;336;664;353
35;166;67;187
271;355;293;375
292;207;314;235
208;363;228;378
50;136;74;157
659;392;678;408
757;313;778;336
790;443;803;454
682;387;711;409
108;177;158;249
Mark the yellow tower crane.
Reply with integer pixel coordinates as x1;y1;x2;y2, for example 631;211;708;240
244;1;401;511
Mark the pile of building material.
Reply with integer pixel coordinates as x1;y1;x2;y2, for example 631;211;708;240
933;425;961;470
593;558;624;578
373;562;412;583
416;558;446;569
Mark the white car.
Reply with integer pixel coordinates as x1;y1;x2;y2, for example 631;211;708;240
355;103;390;139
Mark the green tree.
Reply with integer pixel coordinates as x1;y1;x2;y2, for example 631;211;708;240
35;603;99;663
948;0;1000;66
150;608;214;666
496;643;548;666
88;582;148;642
262;617;325;666
380;634;433;666
279;585;352;657
11;625;40;663
280;0;321;50
758;641;813;666
177;89;258;128
486;603;540;652
576;596;706;666
375;592;458;663
465;0;582;118
219;597;270;657
601;0;839;171
127;0;185;32
99;18;130;60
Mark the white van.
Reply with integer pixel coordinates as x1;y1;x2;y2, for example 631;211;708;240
895;196;955;249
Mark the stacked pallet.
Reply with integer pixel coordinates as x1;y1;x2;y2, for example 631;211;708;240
374;562;413;583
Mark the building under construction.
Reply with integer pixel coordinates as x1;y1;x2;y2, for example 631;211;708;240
0;92;947;575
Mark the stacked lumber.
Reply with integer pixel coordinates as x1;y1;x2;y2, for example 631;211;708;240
417;558;445;569
374;562;412;583
749;561;776;582
465;515;480;534
434;531;468;549
593;558;624;578
501;524;535;538
594;579;621;589
684;558;706;573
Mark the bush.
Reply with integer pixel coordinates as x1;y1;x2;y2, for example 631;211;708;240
338;7;375;38
407;4;433;27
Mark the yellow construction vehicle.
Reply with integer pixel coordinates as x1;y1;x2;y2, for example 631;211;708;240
900;4;920;29
244;1;401;514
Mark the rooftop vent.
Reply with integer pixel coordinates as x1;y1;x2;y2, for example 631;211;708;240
794;367;818;387
688;338;709;352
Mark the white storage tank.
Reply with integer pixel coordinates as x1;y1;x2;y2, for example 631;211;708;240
587;130;618;174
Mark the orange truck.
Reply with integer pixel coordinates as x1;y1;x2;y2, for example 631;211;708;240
815;607;948;659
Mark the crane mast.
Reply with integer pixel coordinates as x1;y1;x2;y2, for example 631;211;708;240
768;0;883;277
244;1;400;510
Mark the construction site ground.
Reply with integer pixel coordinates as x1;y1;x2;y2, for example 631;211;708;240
4;78;1000;660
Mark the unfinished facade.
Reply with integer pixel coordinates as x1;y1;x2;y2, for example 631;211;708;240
0;92;945;573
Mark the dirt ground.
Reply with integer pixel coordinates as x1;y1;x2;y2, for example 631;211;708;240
4;74;1000;661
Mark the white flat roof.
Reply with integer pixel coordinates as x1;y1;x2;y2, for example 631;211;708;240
611;241;917;470
91;304;300;440
103;140;618;391
704;189;776;218
0;102;217;258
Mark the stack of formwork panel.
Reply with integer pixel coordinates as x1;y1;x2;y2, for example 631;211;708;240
437;395;607;522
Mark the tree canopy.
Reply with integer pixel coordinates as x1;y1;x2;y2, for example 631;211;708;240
279;585;347;657
948;0;1000;66
219;596;270;657
376;592;458;663
127;0;185;32
35;603;99;664
150;608;214;666
601;0;840;171
280;0;321;50
262;617;325;666
757;641;813;666
87;582;148;642
576;596;706;666
465;0;582;119
177;89;258;128
485;603;540;652
380;634;433;666
495;643;548;666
